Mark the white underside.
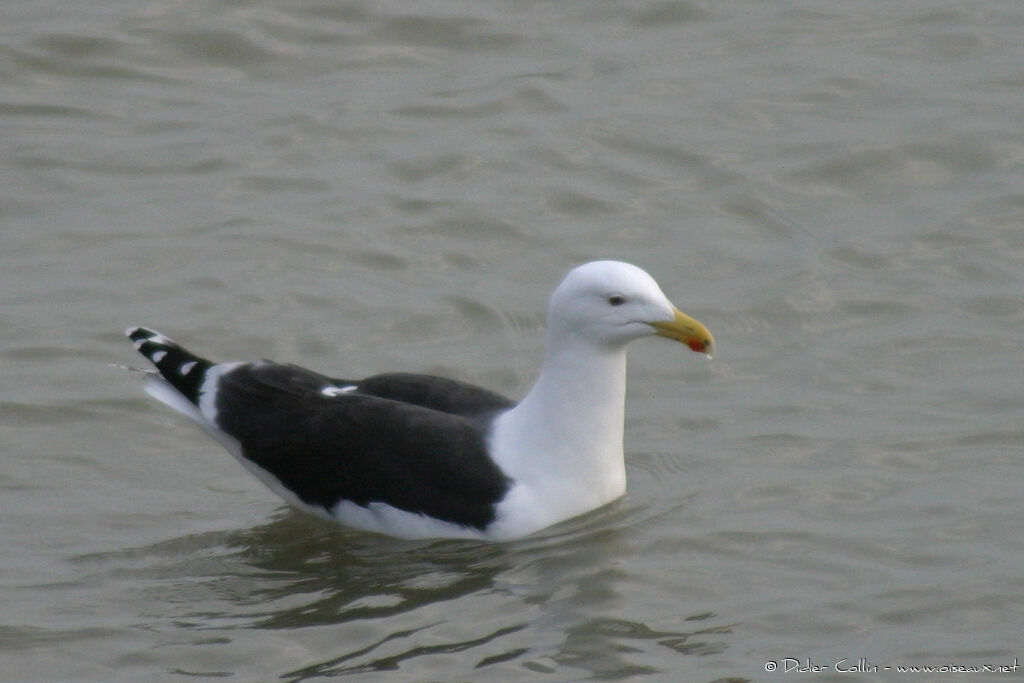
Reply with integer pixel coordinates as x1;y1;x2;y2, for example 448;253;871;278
328;500;492;540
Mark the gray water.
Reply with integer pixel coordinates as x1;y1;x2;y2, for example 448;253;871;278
3;1;1023;681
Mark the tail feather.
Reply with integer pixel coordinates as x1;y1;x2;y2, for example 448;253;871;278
126;327;213;406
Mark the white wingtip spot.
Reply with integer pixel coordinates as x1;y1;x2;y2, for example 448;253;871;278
151;333;174;345
151;350;167;363
321;385;357;397
180;361;197;375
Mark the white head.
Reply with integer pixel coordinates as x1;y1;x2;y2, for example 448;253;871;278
547;260;714;355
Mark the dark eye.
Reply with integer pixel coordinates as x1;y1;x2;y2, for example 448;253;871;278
607;295;626;306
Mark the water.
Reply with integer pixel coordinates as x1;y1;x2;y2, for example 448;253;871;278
3;1;1023;680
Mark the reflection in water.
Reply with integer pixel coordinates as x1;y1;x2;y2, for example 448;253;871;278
223;514;511;629
76;505;737;679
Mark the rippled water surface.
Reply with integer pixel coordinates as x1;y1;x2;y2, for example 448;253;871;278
3;1;1023;681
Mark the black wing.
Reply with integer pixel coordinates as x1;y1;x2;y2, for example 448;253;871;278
211;362;512;530
338;372;515;418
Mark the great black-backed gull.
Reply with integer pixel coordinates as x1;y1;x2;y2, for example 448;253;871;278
126;260;713;540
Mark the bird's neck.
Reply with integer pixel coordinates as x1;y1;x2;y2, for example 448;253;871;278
492;334;629;518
